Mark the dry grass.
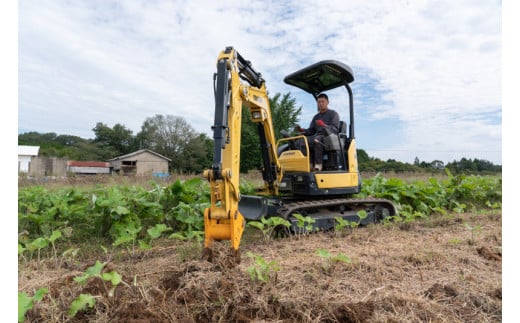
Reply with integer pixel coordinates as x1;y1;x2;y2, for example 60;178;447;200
16;170;458;192
17;173;201;190
19;211;501;322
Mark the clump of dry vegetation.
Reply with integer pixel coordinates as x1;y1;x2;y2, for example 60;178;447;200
19;211;501;322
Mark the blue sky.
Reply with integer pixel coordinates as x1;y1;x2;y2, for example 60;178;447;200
14;0;504;165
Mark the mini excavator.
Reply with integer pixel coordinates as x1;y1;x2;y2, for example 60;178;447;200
203;46;396;262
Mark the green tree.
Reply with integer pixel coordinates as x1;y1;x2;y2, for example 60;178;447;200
18;132;110;160
193;133;213;172
270;92;302;139
357;149;370;164
92;123;137;156
431;160;444;170
240;107;262;173
240;92;302;173
136;115;209;173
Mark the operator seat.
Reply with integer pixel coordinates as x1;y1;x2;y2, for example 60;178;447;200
322;121;348;170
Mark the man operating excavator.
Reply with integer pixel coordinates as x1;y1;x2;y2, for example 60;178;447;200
295;93;340;171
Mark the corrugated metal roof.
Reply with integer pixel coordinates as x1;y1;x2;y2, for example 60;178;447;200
108;149;172;162
67;161;110;167
18;145;40;156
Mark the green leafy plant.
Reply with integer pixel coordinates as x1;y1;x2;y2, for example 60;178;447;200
247;216;291;242
139;223;173;250
25;237;48;262
61;247;80;265
68;293;96;318
47;230;62;259
17;174;501;260
18;243;26;257
357;210;368;223
333;217;355;236
112;221;142;257
18;288;48;322
169;229;204;242
20;230;64;262
315;248;351;274
247;252;281;283
292;213;316;237
74;260;122;297
167;201;205;241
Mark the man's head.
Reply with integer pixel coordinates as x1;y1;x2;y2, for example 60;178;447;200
317;93;329;114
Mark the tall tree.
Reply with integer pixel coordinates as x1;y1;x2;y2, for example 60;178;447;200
92;122;136;156
136;114;209;173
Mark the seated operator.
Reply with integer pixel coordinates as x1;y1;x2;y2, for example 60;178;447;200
294;93;340;171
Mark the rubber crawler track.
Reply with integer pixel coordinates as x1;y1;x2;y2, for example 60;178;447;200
276;197;398;219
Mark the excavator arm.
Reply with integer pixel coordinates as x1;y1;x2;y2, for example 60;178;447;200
203;47;282;260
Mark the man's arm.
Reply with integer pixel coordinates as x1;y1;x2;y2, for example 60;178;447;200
317;110;340;134
303;115;318;136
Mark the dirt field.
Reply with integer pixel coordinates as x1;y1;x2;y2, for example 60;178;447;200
19;211;501;322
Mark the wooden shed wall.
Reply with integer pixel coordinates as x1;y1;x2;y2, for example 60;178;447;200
112;151;169;175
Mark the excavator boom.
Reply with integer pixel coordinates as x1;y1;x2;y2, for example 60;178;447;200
203;47;282;259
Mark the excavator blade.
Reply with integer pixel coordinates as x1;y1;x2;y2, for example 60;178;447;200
238;195;270;220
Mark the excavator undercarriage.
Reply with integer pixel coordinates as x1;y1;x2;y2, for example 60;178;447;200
240;194;397;234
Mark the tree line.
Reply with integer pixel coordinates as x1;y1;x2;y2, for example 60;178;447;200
18;92;501;175
358;152;501;174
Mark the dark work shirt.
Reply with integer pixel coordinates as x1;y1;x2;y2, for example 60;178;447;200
304;109;340;136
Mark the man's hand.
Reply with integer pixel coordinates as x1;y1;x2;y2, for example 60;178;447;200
294;124;305;133
316;119;326;128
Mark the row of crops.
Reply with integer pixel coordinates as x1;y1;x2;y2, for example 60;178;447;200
18;172;502;258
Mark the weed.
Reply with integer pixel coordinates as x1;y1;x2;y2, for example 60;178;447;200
18;288;48;322
247;216;291;242
67;294;96;318
139;223;173;250
247;252;280;283
61;247;81;267
334;217;353;236
448;238;463;245
292;213;316;237
315;248;351;275
73;260;122;297
177;241;203;263
464;222;482;245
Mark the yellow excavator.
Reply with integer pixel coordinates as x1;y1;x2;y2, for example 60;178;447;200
203;46;396;261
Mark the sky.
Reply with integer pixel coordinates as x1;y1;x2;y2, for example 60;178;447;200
16;0;503;166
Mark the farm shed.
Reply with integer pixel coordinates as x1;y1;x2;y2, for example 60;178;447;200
108;149;171;176
18;145;39;173
67;161;111;175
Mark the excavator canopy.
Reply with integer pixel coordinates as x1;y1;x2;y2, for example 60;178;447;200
283;60;354;97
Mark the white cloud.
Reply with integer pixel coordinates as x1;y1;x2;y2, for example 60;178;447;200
18;0;502;164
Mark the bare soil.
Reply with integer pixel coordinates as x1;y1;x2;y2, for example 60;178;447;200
19;212;502;322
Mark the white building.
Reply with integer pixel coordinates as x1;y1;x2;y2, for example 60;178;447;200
18;145;40;173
